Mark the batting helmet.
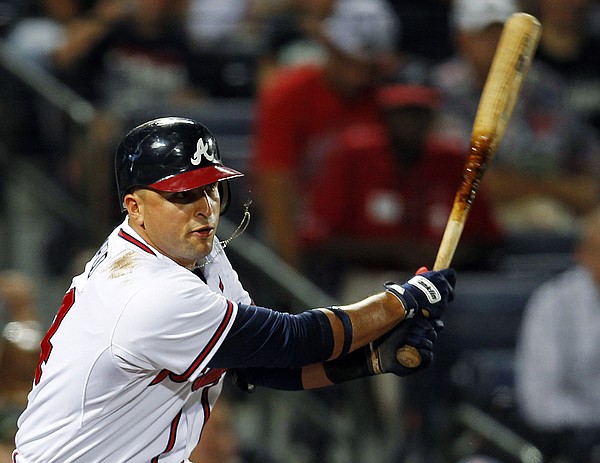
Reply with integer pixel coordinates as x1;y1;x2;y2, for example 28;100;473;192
115;117;243;214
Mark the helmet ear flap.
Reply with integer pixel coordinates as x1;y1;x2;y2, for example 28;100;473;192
218;180;231;215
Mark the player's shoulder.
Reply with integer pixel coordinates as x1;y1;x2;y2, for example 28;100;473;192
81;225;192;283
111;258;210;323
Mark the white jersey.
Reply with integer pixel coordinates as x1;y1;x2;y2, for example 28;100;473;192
14;218;250;463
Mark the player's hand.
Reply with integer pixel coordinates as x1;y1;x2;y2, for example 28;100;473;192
369;314;443;376
384;268;456;319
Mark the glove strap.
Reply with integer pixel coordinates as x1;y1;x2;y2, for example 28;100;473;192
369;342;384;375
384;282;416;319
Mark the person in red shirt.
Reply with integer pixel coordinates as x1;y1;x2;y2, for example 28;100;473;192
251;0;401;271
300;83;504;284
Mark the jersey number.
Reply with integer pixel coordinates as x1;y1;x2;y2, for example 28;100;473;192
34;288;76;385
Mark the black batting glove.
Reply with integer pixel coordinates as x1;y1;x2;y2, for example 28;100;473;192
385;268;456;319
367;314;443;377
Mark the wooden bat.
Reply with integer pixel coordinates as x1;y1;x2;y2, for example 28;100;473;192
396;12;542;368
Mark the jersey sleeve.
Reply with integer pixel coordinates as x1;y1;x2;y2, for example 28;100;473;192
111;270;237;382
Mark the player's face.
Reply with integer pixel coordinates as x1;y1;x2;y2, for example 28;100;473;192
126;183;221;268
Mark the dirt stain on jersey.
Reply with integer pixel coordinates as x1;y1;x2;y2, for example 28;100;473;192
109;251;137;279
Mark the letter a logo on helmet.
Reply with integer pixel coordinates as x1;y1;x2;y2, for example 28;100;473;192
115;117;243;214
191;138;213;165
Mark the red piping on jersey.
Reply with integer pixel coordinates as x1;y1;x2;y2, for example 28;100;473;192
118;229;156;255
150;383;218;462
149;300;235;385
151;409;183;462
194;386;213;449
202;385;212;420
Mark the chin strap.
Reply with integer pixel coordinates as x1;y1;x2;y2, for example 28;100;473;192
195;200;252;270
220;199;252;248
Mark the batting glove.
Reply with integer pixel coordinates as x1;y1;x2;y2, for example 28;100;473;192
368;314;444;376
384;268;456;319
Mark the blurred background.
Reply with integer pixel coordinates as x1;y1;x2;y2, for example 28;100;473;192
1;0;600;461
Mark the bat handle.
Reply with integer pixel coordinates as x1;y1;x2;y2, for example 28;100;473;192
396;266;435;368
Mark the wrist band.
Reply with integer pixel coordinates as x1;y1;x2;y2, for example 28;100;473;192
328;306;353;357
384;282;416;319
323;347;371;384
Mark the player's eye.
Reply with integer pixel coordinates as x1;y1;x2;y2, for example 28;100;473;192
165;190;198;203
165;184;219;204
206;182;219;195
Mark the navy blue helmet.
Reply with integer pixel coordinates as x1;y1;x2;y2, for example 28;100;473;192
115;117;243;214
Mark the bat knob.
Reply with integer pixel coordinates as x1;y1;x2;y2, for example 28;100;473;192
396;346;422;368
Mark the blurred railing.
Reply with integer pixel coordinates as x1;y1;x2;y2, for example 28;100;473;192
0;38;96;126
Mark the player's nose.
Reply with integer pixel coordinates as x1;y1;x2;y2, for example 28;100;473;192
195;189;215;217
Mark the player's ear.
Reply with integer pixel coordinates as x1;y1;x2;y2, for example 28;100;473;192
124;191;143;223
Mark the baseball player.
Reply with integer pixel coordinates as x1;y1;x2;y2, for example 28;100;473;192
12;117;456;463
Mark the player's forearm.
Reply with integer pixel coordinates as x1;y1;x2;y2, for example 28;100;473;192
320;291;407;360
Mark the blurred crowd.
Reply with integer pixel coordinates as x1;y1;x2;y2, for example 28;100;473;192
1;0;599;272
1;0;600;461
0;271;42;461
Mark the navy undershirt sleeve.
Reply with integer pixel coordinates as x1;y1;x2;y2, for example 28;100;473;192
208;303;334;369
231;366;304;391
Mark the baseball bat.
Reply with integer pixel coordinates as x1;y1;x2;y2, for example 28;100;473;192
396;12;542;368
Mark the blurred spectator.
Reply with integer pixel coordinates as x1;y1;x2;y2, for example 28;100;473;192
0;271;43;461
522;0;600;136
256;0;335;90
184;0;263;98
300;83;503;286
189;394;281;463
51;0;197;111
0;0;90;170
51;0;206;244
251;0;401;277
431;0;600;235
514;207;600;461
185;0;265;49
4;0;84;69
